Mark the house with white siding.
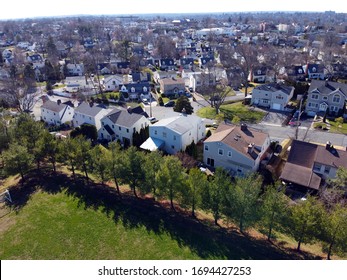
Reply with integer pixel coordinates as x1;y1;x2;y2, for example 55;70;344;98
140;114;205;154
72;102;112;132
40;100;74;125
251;83;294;111
99;107;149;146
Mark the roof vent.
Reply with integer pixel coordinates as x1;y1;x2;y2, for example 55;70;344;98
234;137;238;141
326;141;332;150
240;123;247;131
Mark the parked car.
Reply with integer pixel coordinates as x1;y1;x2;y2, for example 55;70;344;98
164;100;175;107
148;117;158;124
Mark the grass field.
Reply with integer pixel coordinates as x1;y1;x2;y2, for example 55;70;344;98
197;102;266;123
0;171;331;260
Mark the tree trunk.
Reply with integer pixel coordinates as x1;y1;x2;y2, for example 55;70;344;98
214;216;218;226
52;160;56;173
114;177;121;196
297;239;302;251
71;164;76;181
83;163;89;181
133;186;138;198
170;197;175;211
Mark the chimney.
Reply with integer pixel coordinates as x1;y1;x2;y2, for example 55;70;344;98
127;106;132;113
326;141;331;150
57;99;61;105
89;101;94;107
247;143;254;154
241;123;247;131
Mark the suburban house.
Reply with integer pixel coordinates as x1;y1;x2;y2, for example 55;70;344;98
153;70;177;83
102;74;124;92
304;80;347;117
203;123;271;176
286;65;306;82
280;140;347;191
159;77;185;97
119;82;150;101
99;107;149;146
40;99;74;125
251;83;295;111
304;63;326;80
66;63;84;76
72;102;112;132
140;114;205;154
159;58;175;70
249;66;267;83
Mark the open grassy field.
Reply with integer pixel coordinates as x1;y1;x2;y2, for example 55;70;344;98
197;102;266;123
0;171;331;260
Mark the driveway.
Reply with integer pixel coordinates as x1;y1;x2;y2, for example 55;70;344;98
260;109;291;126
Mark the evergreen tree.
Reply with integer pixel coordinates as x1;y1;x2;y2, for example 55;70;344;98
119;146;145;197
90;145;110;185
156;156;185;210
173;95;194;114
320;204;347;259
223;174;262;232
107;142;123;195
143;151;163;198
2;142;33;182
185;168;207;217
260;184;289;241
287;196;325;251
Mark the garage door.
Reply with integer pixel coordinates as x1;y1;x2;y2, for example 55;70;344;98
272;103;281;110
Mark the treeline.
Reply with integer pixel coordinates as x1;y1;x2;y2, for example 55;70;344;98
0;114;347;259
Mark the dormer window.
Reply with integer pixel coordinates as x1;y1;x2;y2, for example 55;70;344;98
131;87;135;93
311;94;319;100
312;67;317;72
298;69;303;74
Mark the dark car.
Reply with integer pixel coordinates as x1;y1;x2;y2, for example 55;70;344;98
164;100;175;107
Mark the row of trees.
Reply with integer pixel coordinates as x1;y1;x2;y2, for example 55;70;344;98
0;114;347;259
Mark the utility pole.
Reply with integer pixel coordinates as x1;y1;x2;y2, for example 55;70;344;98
295;98;303;140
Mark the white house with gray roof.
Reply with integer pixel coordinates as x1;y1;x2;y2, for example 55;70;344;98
305;80;347;117
72;102;112;132
140;114;205;154
99;107;149;145
40;100;74;125
251;83;294;111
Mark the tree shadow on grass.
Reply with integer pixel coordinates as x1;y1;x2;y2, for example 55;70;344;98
8;170;320;260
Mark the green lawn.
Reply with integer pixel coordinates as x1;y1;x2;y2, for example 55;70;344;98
0;171;311;260
197;102;266;123
328;120;347;134
0;190;200;260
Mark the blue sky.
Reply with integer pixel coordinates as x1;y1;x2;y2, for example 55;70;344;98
1;0;345;20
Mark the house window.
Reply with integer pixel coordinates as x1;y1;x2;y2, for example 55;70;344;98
173;135;176;141
163;132;167;138
311;94;319;100
333;94;340;103
126;129;129;133
313;163;322;172
154;130;157;135
322;96;328;101
228;151;232;157
133;127;136;133
112;125;114;128
205;145;209;151
171;145;175;149
119;126;121;131
324;166;331;174
263;99;269;104
131;87;135;93
331;106;339;112
218;148;224;156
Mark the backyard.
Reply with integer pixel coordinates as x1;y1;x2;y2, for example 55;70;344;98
196;101;266;123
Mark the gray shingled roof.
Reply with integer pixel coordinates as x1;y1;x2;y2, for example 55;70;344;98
41;100;67;113
255;83;294;95
74;102;106;117
308;80;347;97
106;107;144;127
